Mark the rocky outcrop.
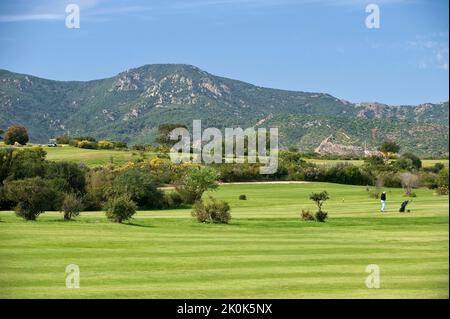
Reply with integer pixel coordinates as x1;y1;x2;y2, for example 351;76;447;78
314;135;363;156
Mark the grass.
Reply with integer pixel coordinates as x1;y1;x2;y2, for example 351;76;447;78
2;142;447;168
44;146;156;167
0;143;156;167
0;182;448;298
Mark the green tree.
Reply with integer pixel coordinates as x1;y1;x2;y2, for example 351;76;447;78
378;140;400;154
56;134;71;144
175;166;219;204
398;153;422;170
4;125;29;145
309;191;329;212
4;177;63;220
364;155;385;167
309;191;330;222
9;147;47;180
155;123;187;148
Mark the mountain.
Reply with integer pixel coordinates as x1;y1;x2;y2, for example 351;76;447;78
0;64;448;156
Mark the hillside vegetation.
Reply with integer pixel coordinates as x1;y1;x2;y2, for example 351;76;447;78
1;65;448;156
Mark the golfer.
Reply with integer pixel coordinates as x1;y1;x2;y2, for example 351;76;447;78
380;191;387;213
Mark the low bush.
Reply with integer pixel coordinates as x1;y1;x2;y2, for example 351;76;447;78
366;187;380;199
191;197;231;224
113;141;128;149
436;169;449;195
97;140;114;150
163;192;184;208
315;211;328;222
238;194;247;200
301;209;315;221
104;195;137;223
437;186;449;195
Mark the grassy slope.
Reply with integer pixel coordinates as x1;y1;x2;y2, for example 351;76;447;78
1;143;447;168
44;146;156;167
0;143;156;167
0;182;448;298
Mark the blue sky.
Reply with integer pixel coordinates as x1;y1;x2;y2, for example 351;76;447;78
0;0;448;105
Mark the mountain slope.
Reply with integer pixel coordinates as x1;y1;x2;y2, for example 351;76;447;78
0;64;448;156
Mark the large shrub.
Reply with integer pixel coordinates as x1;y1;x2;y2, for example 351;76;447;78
56;134;71;144
113;141;128;149
216;163;266;182
84;167;115;210
176;166;219;204
4;177;63;220
436;168;449;195
104;195;137;223
97;140;114;150
377;171;402;188
315;211;328;222
163;192;184;208
191;197;231;224
0;148;14;185
3;125;29;145
77;140;97;149
111;168;164;208
45;161;87;195
323;164;372;185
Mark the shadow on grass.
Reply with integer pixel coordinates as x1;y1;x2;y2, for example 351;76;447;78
124;222;155;228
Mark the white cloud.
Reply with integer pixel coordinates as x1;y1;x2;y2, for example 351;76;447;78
0;0;414;23
0;13;63;22
408;33;449;71
0;0;141;23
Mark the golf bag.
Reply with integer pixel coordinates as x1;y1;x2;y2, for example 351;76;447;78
399;200;409;213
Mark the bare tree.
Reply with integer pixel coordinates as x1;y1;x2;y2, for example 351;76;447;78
399;172;420;196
